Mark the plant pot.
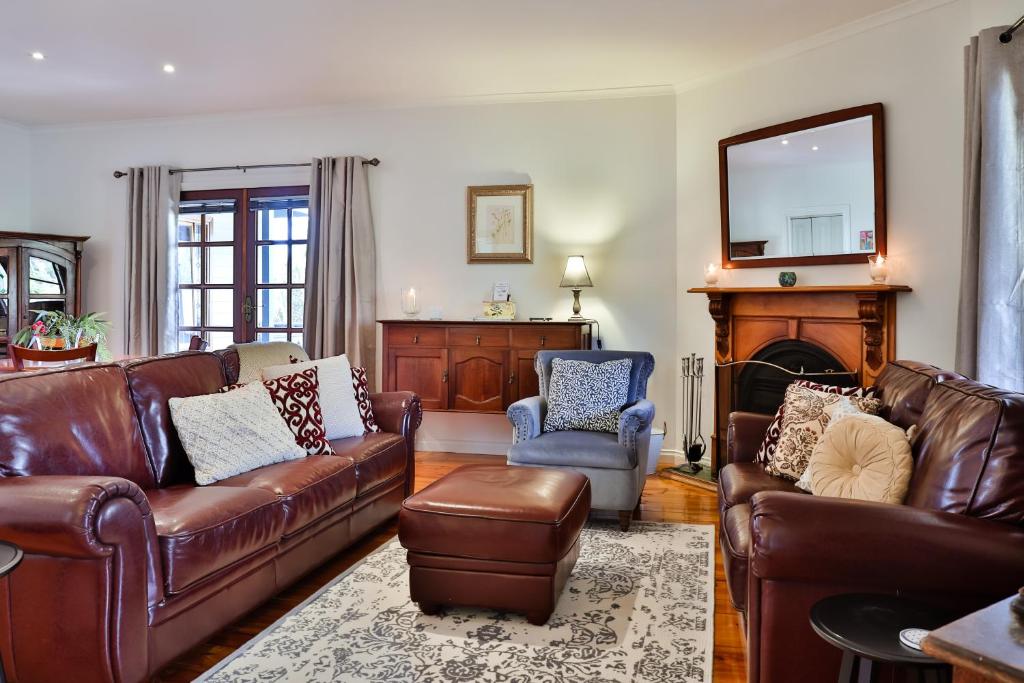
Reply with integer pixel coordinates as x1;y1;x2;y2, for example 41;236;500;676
39;336;66;350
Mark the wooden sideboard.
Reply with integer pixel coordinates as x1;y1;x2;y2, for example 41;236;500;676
380;320;592;413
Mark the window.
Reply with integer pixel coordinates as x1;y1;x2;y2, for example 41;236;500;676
175;186;309;351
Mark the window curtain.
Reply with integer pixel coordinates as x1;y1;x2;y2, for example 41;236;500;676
124;166;181;356
956;28;1024;389
304;157;377;385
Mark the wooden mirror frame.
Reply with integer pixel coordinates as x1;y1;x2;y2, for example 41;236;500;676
719;103;886;269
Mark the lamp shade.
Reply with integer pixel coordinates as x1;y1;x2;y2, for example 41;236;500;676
559;255;593;288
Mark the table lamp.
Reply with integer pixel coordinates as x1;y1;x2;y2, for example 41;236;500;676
560;255;593;321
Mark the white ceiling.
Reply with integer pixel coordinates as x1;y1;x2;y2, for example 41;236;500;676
1;0;916;126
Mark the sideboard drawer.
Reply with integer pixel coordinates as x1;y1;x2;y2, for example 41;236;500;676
387;325;445;347
510;327;579;350
448;326;509;347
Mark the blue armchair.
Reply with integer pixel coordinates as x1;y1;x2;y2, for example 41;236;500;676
506;350;656;531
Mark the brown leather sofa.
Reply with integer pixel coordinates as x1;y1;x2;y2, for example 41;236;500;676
719;360;1024;682
0;350;422;683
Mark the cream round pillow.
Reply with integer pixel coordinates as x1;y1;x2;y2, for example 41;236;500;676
806;413;913;504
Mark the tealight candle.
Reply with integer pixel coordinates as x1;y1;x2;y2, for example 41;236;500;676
868;254;888;283
401;286;420;318
704;263;720;286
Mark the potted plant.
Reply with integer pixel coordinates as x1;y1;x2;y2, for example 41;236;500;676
12;311;112;360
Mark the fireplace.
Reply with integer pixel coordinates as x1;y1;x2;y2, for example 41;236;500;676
689;284;911;473
734;340;855;416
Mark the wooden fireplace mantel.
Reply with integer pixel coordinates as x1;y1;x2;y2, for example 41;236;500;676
688;283;911;472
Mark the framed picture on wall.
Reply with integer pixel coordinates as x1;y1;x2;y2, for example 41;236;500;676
467;184;533;264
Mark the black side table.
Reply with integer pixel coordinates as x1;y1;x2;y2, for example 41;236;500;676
0;542;22;683
809;593;953;683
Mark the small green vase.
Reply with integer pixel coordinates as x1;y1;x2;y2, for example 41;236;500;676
778;271;797;287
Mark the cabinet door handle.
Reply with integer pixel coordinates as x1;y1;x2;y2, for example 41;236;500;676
441;369;449;383
539;335;547;346
509;372;516;385
475;335;481;345
412;335;419;344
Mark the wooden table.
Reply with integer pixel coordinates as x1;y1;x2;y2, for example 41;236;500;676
923;596;1024;682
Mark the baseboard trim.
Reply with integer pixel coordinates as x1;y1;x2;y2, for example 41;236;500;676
416;438;510;456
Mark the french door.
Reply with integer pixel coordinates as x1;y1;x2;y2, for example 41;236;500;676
176;185;310;351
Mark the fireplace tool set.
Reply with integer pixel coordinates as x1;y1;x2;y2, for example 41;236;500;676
660;354;707;481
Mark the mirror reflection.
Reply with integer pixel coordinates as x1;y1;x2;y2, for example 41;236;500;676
726;115;876;260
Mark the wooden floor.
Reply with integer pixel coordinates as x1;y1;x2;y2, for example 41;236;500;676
155;452;746;682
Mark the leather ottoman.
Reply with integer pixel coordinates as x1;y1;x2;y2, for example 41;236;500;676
398;464;591;625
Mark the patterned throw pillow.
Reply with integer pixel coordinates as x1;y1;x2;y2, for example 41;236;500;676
264;354;364;440
262;367;334;456
169;381;307;485
754;380;878;467
543;357;632;434
350;366;381;433
765;383;881;481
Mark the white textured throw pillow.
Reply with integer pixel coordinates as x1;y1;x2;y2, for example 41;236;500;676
263;354;365;440
169;381;307;485
543;357;632;433
231;341;311;384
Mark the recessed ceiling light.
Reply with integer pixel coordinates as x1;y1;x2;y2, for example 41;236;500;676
162;63;176;74
780;139;789;145
30;51;45;61
811;145;820;151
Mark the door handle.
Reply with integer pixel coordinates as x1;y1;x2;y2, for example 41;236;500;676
441;369;449;383
412;335;419;344
539;335;547;346
241;296;255;323
475;335;481;345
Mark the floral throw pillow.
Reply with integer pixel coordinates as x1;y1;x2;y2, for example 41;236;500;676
350;366;381;433
543;357;632;434
260;367;333;456
754;380;878;467
765;383;881;481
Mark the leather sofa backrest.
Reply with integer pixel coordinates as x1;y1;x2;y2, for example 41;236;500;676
122;352;227;488
874;360;964;431
0;364;156;487
907;378;1024;525
534;350;655;403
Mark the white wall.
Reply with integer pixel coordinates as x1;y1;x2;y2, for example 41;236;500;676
677;0;1019;440
0;120;31;229
28;96;678;454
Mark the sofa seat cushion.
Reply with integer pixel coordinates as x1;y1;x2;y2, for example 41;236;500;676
507;430;635;470
217;456;357;535
721;503;751;612
719;462;804;511
330;432;406;497
146;485;285;594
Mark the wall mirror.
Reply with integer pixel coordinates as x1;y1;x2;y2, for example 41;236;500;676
719;103;885;268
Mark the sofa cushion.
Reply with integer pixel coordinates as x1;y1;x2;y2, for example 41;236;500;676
146;485;285;594
122;352;228;487
875;360;965;431
0;364;156;488
330;432;406;497
543;357;632;433
507;430;637;470
907;379;1024;524
806;414;913;504
719;462;804;512
721;503;751;612
261;366;333;456
217;456;357;535
264;355;365;441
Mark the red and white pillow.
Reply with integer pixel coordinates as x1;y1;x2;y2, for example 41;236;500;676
754;380;878;468
291;355;380;434
221;367;333;456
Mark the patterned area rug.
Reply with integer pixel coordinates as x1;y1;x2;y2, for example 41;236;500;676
197;521;715;682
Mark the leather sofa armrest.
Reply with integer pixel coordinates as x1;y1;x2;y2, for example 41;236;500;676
750;491;1024;594
507;395;546;444
369;391;422;496
0;475;159;683
0;475;154;558
727;411;773;464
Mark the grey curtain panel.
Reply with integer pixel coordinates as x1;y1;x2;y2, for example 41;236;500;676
124;166;181;356
956;28;1024;390
304;157;377;385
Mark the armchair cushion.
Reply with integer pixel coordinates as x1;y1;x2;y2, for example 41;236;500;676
508;430;636;470
543;357;632;433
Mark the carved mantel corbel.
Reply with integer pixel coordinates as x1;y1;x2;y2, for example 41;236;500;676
856;292;887;371
707;292;731;362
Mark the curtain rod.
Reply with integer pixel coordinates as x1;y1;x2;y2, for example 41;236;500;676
112;158;380;179
1000;14;1024;43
